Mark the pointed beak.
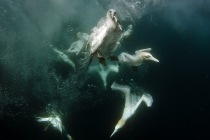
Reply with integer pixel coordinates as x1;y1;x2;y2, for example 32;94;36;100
151;57;159;62
110;129;118;137
113;15;117;23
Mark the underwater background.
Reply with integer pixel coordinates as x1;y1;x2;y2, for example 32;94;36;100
0;0;209;140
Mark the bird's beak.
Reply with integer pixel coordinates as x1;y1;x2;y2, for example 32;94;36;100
111;11;117;23
110;129;118;137
151;56;159;62
113;15;117;23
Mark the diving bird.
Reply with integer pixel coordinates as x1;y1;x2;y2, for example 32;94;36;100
67;32;89;56
88;63;119;89
37;115;63;133
118;48;159;71
118;24;133;41
53;48;76;71
110;82;153;137
86;9;122;67
37;113;73;140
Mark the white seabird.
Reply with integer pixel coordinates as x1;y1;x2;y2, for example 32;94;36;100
53;48;76;71
118;48;159;71
110;82;153;137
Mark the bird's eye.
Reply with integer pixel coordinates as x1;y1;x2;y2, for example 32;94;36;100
109;11;112;15
113;11;116;16
145;55;151;58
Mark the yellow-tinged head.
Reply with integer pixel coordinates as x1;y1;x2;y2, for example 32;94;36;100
110;118;126;137
140;52;159;62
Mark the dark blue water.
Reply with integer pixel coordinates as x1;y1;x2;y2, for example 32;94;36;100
0;0;210;140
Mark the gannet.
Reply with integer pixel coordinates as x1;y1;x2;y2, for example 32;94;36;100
110;82;153;137
118;48;159;71
53;48;76;71
118;25;133;41
37;113;73;140
86;9;122;67
37;115;63;133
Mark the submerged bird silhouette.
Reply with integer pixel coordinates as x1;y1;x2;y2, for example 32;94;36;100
37;114;73;140
86;9;122;68
37;115;63;133
118;48;159;71
110;82;153;137
53;48;76;71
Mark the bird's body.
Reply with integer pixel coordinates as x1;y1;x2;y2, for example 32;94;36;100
118;48;159;69
86;9;122;66
110;82;153;137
